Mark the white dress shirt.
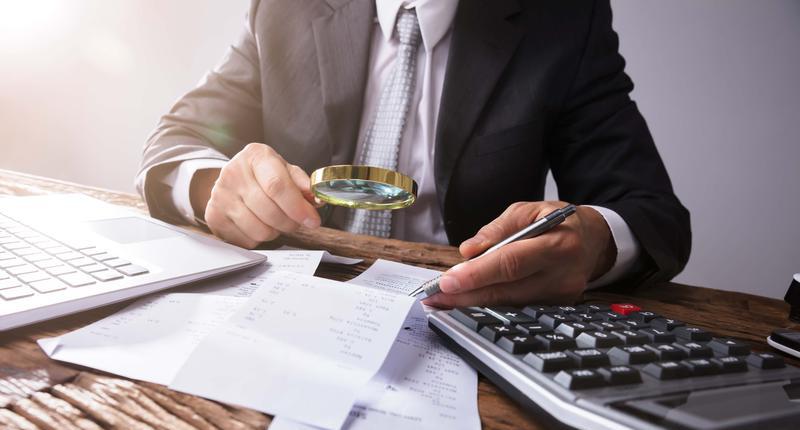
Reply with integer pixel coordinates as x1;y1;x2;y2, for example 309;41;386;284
159;0;641;286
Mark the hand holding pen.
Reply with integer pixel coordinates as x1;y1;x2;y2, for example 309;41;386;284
412;202;616;308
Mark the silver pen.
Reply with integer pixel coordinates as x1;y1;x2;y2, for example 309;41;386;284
408;204;578;299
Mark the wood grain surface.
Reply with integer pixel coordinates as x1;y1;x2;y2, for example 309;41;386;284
0;168;797;430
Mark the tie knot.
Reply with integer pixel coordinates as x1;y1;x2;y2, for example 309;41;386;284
395;8;421;47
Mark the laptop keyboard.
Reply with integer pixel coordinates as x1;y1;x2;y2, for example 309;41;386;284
0;213;149;301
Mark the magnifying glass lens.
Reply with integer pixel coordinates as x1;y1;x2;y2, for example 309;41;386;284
310;166;418;210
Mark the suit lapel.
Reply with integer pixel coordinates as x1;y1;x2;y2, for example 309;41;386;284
312;0;375;165
434;0;524;210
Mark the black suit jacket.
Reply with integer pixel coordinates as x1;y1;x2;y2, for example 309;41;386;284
137;0;691;287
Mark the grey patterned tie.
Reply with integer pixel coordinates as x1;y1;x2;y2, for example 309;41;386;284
344;8;422;237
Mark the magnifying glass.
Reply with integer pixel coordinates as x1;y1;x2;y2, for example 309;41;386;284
309;165;418;210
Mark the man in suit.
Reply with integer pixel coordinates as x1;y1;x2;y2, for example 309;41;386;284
137;0;691;308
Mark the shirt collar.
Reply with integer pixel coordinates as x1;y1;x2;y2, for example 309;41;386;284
375;0;459;52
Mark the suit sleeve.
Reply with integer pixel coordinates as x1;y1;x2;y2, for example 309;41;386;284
135;0;264;223
547;0;691;287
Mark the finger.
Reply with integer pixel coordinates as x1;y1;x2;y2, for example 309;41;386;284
423;273;549;309
287;164;316;204
252;155;320;228
228;199;280;245
424;272;585;309
205;205;260;249
440;238;556;295
242;166;301;233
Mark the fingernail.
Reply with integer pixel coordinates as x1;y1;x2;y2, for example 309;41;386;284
463;236;485;248
303;217;320;228
439;275;461;294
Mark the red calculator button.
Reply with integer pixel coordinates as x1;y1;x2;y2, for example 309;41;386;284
611;303;641;315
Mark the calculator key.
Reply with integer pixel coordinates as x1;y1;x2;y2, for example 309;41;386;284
0;252;15;260
591;321;625;332
0;278;22;290
650;318;685;331
451;308;503;331
104;258;132;268
598;366;641;385
746;352;785;369
682;358;718;376
576;331;624;349
565;348;610;368
643;343;688;361
555;322;592;338
523;351;575;373
598;311;626;322
674;326;712;342
522;305;555;319
639;328;676;344
572;312;602;322
479;324;521;342
554;369;606;390
642;361;691;380
707;338;750;356
58;272;96;287
620;320;650;330
0;286;35;300
535;333;576;351
554;306;580;314
539;313;575;328
611;330;648;345
29;278;67;293
628;311;660;322
0;270;8;279
576;304;611;313
515;323;551;335
90;270;124;282
496;334;540;354
674;341;714;358
487;307;536;324
608;346;657;365
118;265;148;276
711;356;749;373
610;303;641;316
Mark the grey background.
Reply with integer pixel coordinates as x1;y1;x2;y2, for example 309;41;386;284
1;1;798;298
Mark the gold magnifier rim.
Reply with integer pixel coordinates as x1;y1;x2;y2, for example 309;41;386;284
310;165;418;210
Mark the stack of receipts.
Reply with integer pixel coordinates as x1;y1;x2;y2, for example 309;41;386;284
38;252;480;430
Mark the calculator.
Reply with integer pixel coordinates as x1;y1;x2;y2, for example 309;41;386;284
428;303;800;429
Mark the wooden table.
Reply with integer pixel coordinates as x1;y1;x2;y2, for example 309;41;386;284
0;168;798;430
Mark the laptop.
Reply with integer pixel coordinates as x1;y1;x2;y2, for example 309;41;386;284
0;193;266;330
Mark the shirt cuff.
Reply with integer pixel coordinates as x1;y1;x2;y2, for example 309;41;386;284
584;205;641;289
162;159;228;225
